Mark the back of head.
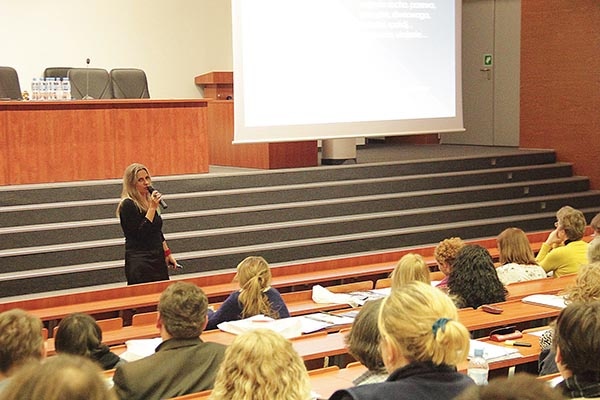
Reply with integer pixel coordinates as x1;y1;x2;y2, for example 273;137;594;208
390;253;430;290
448;245;507;309
590;213;600;234
557;206;586;241
210;329;311;400
0;309;44;375
434;237;465;275
455;373;566;400
55;313;102;357
378;281;469;369
497;227;537;265
563;262;600;304
554;301;600;377
236;256;275;318
158;282;208;339
1;354;115;400
588;238;600;263
345;298;385;371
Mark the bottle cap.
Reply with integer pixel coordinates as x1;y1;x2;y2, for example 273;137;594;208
474;348;484;357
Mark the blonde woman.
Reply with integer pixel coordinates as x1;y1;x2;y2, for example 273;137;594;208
390;253;430;291
495;227;547;285
209;329;312;400
206;256;290;330
330;282;473;400
116;163;178;285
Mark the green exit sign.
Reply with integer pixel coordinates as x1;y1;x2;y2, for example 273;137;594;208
483;54;493;66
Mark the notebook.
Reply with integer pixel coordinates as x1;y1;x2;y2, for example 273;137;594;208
521;294;567;309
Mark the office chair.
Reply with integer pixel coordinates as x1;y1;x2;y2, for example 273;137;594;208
0;66;23;100
110;68;150;99
44;67;72;79
67;68;113;99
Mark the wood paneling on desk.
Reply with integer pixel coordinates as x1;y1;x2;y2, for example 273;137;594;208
0;99;209;185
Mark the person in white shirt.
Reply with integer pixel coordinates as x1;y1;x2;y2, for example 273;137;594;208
495;227;547;285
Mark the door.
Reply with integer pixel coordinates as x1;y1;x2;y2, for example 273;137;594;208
441;0;521;146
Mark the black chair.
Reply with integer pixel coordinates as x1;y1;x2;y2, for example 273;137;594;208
110;68;150;99
44;67;72;79
0;66;22;100
67;68;113;100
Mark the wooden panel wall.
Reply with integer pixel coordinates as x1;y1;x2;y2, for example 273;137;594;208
520;2;600;189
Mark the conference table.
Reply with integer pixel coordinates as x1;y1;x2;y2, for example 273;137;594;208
0;99;209;185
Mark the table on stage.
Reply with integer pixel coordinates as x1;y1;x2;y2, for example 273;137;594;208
0;99;209;185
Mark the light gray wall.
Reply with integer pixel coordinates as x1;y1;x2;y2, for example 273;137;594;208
0;0;233;99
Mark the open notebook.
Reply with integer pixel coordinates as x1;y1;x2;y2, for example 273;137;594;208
468;339;521;363
521;294;567;309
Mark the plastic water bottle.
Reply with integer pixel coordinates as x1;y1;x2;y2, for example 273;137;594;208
40;78;48;100
31;78;39;101
62;77;71;100
467;348;489;385
54;78;63;101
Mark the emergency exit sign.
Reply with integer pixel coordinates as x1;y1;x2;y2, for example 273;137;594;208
484;54;493;66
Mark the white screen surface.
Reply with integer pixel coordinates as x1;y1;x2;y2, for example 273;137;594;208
232;0;463;143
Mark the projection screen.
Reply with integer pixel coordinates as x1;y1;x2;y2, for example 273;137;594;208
232;0;463;143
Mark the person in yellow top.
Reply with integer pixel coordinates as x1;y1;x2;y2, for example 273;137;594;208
536;206;588;278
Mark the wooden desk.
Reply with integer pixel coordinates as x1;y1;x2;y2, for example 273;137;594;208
0;99;209;185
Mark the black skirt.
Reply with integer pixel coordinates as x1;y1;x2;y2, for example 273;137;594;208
125;248;169;285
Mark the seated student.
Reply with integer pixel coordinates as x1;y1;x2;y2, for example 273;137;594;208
433;237;465;291
207;256;289;330
0;309;46;394
536;206;588;277
209;329;311;400
55;313;125;370
588;213;600;263
538;262;600;376
455;373;566;400
495;227;547;285
447;245;507;309
329;282;474;400
554;301;600;398
112;282;226;400
1;354;115;400
390;253;430;291
345;299;388;385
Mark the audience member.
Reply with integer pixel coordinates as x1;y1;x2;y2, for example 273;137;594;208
209;329;311;400
433;237;465;290
112;282;226;400
0;354;115;400
447;245;507;309
588;213;600;263
207;256;289;330
554;301;600;398
345;299;388;385
390;253;430;291
329;282;473;400
538;262;600;375
55;313;125;370
0;309;45;393
495;227;547;285
455;373;566;400
536;206;588;277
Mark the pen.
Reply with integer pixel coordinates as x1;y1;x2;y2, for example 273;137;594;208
505;340;532;347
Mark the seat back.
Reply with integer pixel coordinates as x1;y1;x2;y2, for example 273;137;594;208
44;67;71;79
67;68;113;99
0;66;22;100
110;68;150;99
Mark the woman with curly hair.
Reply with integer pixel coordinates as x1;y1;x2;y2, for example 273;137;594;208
390;253;430;291
329;282;473;400
447;245;507;309
209;329;311;400
538;262;600;375
433;237;465;290
495;227;547;285
206;256;290;330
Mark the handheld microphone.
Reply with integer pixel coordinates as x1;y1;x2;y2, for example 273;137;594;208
147;185;168;209
82;58;93;100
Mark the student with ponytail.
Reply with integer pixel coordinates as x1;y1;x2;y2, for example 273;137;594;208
206;256;290;330
329;281;474;400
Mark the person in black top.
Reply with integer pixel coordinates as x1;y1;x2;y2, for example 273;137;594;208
117;163;177;285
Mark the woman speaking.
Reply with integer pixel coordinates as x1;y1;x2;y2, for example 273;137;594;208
116;163;177;285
